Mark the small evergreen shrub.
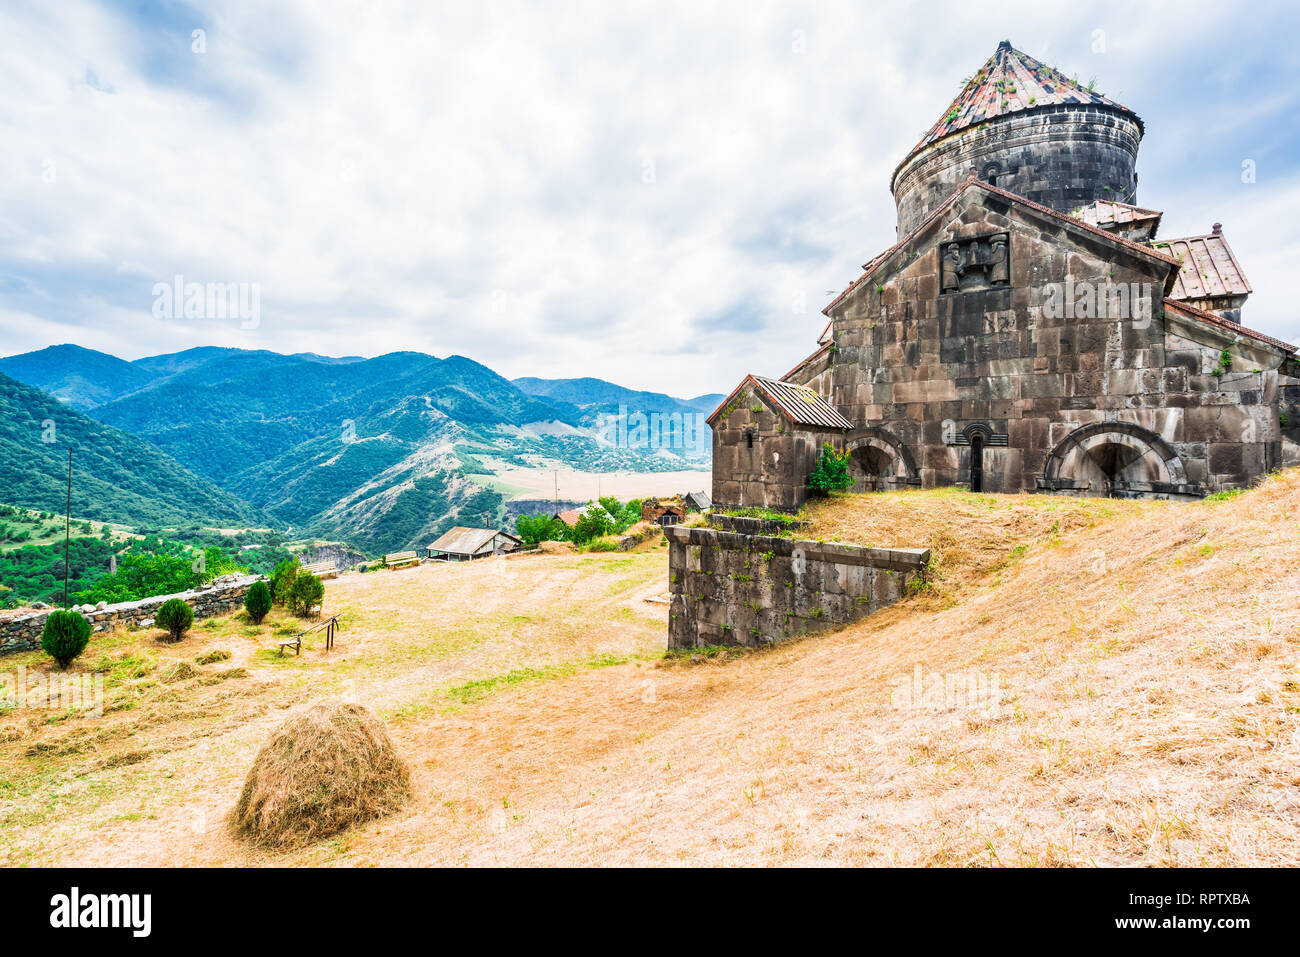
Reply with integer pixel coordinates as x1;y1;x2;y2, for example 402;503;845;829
42;610;91;669
156;598;194;642
245;580;272;624
287;573;324;618
270;558;300;606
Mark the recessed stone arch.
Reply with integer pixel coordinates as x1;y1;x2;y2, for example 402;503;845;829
1041;422;1192;498
845;427;919;492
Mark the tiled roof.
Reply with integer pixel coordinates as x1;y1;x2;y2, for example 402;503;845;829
555;506;591;527
1072;200;1163;231
1157;226;1252;301
750;375;853;430
781;342;833;382
1163;298;1293;354
903;41;1141;164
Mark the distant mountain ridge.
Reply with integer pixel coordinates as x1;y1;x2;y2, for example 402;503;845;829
0;345;714;552
0;371;268;528
512;376;723;417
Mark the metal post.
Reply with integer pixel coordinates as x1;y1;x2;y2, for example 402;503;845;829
63;450;72;609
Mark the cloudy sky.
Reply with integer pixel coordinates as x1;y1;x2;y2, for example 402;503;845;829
2;0;1298;397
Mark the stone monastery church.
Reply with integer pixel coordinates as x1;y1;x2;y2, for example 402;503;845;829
709;42;1300;510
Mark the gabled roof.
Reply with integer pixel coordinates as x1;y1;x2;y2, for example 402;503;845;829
1163;298;1292;354
781;342;833;383
898;41;1141;176
429;527;518;554
555;505;591;527
1157;226;1252;301
824;174;1181;317
1072;199;1163;233
685;490;712;510
707;374;853;430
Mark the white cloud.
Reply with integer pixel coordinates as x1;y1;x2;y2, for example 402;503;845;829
1;0;1297;396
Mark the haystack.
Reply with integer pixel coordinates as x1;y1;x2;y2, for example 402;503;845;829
231;700;411;847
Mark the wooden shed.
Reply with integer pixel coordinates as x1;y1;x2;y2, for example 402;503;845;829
427;527;521;562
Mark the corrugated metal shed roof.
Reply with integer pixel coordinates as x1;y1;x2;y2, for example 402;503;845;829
751;375;854;430
1072;199;1163;230
428;527;515;554
1159;227;1253;301
900;41;1140;170
685;491;711;510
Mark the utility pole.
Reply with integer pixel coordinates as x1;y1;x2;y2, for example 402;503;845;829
554;470;558;512
63;449;72;609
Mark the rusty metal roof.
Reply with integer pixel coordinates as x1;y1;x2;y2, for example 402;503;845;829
1072;199;1163;231
751;375;853;430
899;41;1141;172
1158;226;1253;301
428;527;517;554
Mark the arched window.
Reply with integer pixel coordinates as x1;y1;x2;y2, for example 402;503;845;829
745;430;755;450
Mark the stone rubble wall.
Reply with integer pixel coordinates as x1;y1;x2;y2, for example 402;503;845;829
665;524;929;651
706;513;812;535
0;574;264;657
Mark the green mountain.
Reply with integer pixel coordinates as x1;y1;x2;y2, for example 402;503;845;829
0;344;156;410
0;347;715;553
0;371;268;528
512;376;724;417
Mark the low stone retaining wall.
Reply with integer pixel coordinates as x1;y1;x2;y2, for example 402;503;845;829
665;525;929;650
0;574;263;657
706;513;812;535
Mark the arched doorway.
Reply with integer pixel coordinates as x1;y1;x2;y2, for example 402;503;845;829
844;428;918;492
1042;423;1188;498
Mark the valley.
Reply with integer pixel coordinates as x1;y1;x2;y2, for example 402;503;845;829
0;345;721;555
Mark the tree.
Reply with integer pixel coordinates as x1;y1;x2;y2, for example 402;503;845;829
807;443;854;495
287;573;324;618
42;610;91;669
270;558;300;606
245;580;272;624
516;513;567;545
155;598;194;642
572;504;616;545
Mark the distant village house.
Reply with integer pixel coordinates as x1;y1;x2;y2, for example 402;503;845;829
427;527;521;562
641;496;688;526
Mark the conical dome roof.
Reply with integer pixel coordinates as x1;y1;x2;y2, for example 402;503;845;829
906;41;1142;160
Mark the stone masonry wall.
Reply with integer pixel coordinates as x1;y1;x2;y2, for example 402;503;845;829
798;185;1286;498
0;574;263;656
665;524;929;650
892;105;1143;235
710;386;844;511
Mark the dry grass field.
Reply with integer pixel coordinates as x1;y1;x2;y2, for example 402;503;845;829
2;471;1298;867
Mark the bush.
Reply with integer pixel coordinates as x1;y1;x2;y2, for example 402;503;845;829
156;598;194;642
287;573;324;618
245;580;272;624
572;504;616;545
270;558;300;606
516;514;567;545
807;443;854;495
41;610;91;669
